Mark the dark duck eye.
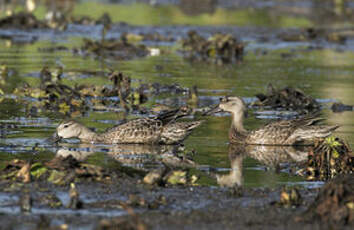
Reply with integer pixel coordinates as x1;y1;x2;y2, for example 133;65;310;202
220;97;228;103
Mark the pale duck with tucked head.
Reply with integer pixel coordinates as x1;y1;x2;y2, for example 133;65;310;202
53;107;203;145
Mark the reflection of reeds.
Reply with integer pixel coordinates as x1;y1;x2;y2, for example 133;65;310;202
100;13;111;48
109;71;131;111
99;201;147;230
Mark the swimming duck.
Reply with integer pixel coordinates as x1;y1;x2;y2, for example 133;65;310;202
53;107;203;145
208;96;339;145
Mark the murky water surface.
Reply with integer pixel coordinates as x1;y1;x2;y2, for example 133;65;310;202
0;0;353;191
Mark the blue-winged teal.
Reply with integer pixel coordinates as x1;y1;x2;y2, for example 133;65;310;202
209;96;339;145
53;108;203;145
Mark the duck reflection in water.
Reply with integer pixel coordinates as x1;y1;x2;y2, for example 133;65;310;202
216;144;310;187
55;143;195;170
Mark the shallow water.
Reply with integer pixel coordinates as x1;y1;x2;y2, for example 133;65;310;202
0;0;353;190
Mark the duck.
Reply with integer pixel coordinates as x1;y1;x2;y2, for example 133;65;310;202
53;107;203;145
207;96;339;145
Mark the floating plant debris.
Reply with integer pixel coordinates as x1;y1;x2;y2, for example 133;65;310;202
141;32;175;42
0;12;48;29
0;156;131;186
278;187;302;208
303;137;353;181
0;11;116;30
278;27;347;44
143;167;198;186
181;30;245;64
331;102;353;113
12;67;196;116
113;32;175;43
37;46;70;53
13;68;120;115
77;36;149;60
14;67;88;115
251;83;320;113
69;12;113;26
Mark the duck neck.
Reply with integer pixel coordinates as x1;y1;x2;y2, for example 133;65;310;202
77;126;100;143
231;113;246;133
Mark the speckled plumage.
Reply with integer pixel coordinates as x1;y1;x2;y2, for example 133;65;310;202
218;96;339;145
99;118;163;144
55;108;203;145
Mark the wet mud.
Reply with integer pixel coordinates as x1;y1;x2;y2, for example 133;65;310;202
299;174;354;226
0;175;353;230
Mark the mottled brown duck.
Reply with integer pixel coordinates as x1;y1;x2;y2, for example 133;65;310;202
209;96;339;145
53;107;203;144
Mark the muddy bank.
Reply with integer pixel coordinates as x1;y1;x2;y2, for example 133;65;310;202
300;174;354;226
0;175;353;230
0;184;312;230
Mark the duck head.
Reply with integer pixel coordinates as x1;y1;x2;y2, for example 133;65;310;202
51;120;86;143
57;120;84;139
206;96;248;117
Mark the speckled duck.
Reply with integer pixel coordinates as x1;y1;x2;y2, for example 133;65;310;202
53;107;203;145
209;96;338;145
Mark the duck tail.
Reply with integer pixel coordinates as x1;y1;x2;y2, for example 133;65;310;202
157;106;192;125
160;120;204;144
182;120;205;131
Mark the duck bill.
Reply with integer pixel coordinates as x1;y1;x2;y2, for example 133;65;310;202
203;105;223;116
47;132;62;144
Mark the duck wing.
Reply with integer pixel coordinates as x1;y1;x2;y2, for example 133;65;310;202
247;115;337;145
101;118;163;144
247;121;296;145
